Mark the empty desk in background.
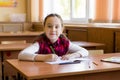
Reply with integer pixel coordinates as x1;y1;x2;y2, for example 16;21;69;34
6;53;120;80
0;43;31;80
72;41;105;50
0;32;43;43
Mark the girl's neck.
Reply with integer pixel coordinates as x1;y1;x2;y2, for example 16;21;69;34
50;39;58;43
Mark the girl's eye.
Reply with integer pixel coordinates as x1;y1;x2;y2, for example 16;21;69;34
55;26;58;29
48;25;52;28
56;26;60;29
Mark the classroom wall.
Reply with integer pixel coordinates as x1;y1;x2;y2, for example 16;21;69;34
0;0;27;22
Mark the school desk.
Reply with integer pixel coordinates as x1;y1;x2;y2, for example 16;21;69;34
6;53;120;80
0;31;104;48
72;41;105;49
0;32;42;43
0;43;31;80
0;41;105;80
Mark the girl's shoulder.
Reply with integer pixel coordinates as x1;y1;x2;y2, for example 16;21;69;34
59;34;70;44
34;33;46;43
60;34;69;40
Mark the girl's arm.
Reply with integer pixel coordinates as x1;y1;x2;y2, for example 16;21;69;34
18;42;58;62
68;41;89;57
18;42;39;61
61;41;89;60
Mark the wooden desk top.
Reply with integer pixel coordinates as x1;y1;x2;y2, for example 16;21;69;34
0;32;43;37
72;41;105;48
0;41;104;51
0;43;31;51
6;53;120;80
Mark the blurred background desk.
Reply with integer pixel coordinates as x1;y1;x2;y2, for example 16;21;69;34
72;41;105;50
0;32;42;43
0;43;31;80
72;41;105;54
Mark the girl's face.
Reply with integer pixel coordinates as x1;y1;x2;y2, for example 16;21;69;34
44;16;63;43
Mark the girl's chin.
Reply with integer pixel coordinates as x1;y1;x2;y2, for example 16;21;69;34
49;37;58;41
50;37;57;40
48;35;59;40
50;36;57;38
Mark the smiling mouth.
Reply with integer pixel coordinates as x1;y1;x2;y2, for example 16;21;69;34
50;33;56;35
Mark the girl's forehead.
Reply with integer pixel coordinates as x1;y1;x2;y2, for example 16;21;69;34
46;17;61;23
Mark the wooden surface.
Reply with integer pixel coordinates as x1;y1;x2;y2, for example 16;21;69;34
72;41;105;48
66;28;88;41
0;32;42;36
0;32;42;43
0;43;31;51
115;31;120;52
88;28;113;53
0;41;104;51
65;25;119;53
0;31;104;49
0;43;31;80
6;53;120;80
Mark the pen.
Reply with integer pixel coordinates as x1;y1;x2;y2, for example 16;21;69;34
50;46;56;54
92;62;98;66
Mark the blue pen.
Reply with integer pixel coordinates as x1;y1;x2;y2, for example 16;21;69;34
59;60;81;65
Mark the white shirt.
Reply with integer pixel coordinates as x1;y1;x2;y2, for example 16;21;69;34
18;41;89;61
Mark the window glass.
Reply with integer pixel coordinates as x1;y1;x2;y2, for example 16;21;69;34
52;0;70;20
43;0;89;23
72;0;86;18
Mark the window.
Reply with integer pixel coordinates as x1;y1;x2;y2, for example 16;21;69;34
43;0;89;24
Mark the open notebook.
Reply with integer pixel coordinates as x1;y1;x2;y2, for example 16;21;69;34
101;57;120;64
46;57;90;65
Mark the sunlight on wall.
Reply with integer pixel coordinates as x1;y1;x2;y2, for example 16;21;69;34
31;0;39;22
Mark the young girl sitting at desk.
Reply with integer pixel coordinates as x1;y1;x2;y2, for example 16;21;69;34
18;13;89;62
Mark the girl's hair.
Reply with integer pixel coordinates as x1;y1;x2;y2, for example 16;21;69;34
43;13;64;27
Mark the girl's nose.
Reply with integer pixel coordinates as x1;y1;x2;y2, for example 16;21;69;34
52;26;56;31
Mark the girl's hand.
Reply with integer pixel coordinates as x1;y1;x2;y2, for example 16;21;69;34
61;54;72;60
45;54;59;62
61;53;78;60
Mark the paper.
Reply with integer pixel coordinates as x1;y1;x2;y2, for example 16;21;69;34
46;57;90;64
101;57;120;64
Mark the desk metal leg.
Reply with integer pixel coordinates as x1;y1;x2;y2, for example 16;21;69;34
17;72;26;80
1;51;4;80
17;73;21;80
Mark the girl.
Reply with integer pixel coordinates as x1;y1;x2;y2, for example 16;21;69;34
18;13;89;62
